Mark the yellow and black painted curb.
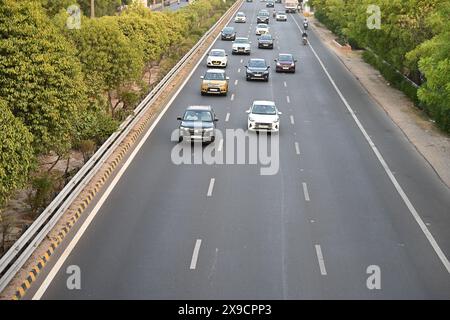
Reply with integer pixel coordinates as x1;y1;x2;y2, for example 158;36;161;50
11;109;156;300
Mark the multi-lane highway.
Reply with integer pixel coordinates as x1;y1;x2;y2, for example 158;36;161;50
26;1;450;299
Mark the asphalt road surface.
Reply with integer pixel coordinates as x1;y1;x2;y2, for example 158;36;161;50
26;1;450;299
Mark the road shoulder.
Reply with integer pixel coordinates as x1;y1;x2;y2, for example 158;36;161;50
309;16;450;189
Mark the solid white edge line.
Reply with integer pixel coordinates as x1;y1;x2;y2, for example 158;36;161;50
315;244;327;275
190;239;202;270
207;178;216;197
302;182;310;201
32;4;244;299
291;14;450;274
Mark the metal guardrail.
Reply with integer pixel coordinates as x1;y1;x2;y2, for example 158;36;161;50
0;0;241;294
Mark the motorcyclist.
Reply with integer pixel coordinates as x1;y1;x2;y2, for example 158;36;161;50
273;9;276;18
302;31;308;44
303;19;309;30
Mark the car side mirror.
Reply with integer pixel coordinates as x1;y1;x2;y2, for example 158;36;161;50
214;118;219;122
267;66;270;68
200;76;204;79
244;65;248;68
226;77;230;80
278;112;282;115
274;59;277;62
177;116;182;120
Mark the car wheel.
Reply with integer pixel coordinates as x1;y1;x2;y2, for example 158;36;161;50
265;76;269;82
210;136;216;142
201;91;205;96
178;136;183;143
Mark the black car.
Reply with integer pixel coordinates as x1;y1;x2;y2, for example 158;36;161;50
256;11;270;24
245;58;270;81
266;1;274;7
177;106;218;143
258;34;274;49
275;53;297;73
274;0;281;2
221;27;236;40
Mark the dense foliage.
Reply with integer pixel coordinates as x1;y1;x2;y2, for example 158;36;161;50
310;0;450;133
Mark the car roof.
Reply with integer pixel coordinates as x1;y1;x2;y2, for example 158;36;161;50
186;106;212;111
206;68;226;73
223;26;234;30
237;11;245;14
279;53;293;57
210;49;225;53
235;37;249;41
253;100;276;106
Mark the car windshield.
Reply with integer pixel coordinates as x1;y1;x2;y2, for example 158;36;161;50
235;38;249;43
223;27;234;33
258;12;269;16
279;54;293;62
237;13;245;16
210;50;225;57
204;72;225;80
249;60;267;68
183;110;213;122
257;24;268;28
260;35;272;40
252;104;277;115
277;11;285;14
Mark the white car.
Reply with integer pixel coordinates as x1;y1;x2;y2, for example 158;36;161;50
232;37;251;55
275;11;287;21
247;100;281;132
255;24;269;35
234;12;246;23
207;49;228;67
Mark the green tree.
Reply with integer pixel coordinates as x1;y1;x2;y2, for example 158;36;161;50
66;15;144;117
0;0;88;155
0;100;35;208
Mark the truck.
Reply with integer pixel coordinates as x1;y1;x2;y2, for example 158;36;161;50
284;0;297;13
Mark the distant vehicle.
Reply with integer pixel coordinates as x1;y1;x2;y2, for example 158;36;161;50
275;11;287;21
234;12;247;23
232;37;251;55
274;0;281;3
247;100;281;132
255;23;269;35
200;69;229;96
177;106;218;143
221;26;236;40
256;11;270;24
257;34;274;49
246;0;253;2
207;49;228;68
285;0;297;13
245;58;270;81
275;53;297;73
266;0;274;8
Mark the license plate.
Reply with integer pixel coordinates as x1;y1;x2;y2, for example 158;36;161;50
283;67;289;70
263;44;269;46
210;88;219;92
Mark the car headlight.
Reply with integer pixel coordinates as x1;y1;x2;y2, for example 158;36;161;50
273;118;279;123
249;117;255;122
204;127;214;131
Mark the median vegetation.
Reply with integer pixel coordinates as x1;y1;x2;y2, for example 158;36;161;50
310;0;450;134
0;0;236;254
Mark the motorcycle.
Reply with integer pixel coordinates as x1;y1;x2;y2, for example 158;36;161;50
303;22;308;30
302;36;308;45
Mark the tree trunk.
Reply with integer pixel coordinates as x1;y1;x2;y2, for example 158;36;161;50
91;0;95;18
